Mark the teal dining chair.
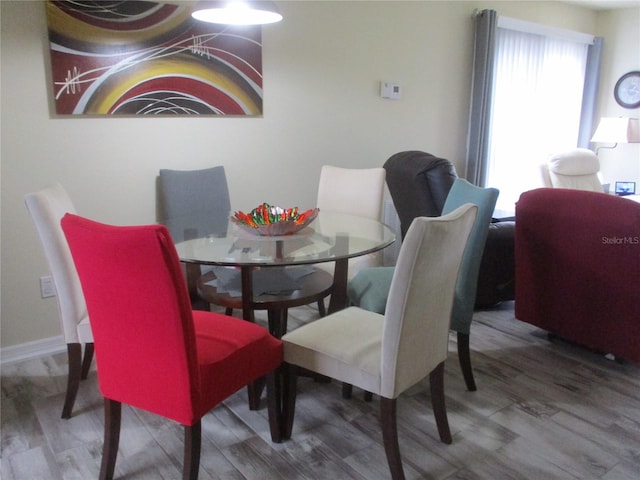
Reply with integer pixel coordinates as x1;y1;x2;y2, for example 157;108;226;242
348;178;498;391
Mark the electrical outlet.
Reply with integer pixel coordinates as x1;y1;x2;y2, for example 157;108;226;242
40;276;56;298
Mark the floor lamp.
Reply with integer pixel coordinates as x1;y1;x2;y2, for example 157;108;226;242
590;117;640;155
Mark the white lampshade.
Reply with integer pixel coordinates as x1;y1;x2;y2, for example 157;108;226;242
192;1;282;25
590;117;640;144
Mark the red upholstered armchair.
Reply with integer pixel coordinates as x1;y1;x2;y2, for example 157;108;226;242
61;214;283;480
515;188;640;363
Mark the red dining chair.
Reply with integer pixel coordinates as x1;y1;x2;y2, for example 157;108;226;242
61;213;283;480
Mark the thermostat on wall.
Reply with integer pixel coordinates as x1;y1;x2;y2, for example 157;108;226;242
380;81;401;100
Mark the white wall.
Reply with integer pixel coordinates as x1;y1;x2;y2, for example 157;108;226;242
1;0;630;348
594;7;640;186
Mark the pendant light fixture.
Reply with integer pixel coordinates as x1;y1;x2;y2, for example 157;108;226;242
191;1;282;25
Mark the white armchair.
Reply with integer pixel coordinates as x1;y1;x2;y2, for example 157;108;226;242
540;148;603;192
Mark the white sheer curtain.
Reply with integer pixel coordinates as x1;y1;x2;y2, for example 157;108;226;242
486;27;589;212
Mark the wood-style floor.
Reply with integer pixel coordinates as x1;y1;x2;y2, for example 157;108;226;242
2;301;639;479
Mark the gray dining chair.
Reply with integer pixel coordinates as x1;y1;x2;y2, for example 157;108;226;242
158;166;232;312
158;166;332;339
158;165;231;243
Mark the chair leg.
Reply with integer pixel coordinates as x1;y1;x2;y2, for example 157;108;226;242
281;363;298;440
457;332;477;392
81;342;94;380
225;307;233;316
282;309;289;335
380;397;405;480
266;370;283;443
183;422;201;480
62;343;82;419
248;377;265;410
429;362;452;444
99;398;121;480
317;299;326;317
341;383;372;401
267;309;287;338
342;382;353;399
186;264;208;311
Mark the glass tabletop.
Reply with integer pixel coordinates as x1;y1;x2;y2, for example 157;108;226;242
174;211;396;267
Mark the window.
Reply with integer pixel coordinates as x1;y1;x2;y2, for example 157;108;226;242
487;22;591;211
487;17;588;211
466;11;601;214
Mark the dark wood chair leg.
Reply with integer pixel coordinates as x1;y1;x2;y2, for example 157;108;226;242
380;397;405;480
317;299;326;317
457;332;477;391
328;257;349;314
225;307;233;316
282;309;289;335
342;382;353;399
342;383;373;401
248;377;266;410
266;370;283;443
185;263;210;311
267;309;286;338
62;343;82;419
80;342;94;380
429;362;452;444
99;398;121;480
281;363;298;440
183;422;201;480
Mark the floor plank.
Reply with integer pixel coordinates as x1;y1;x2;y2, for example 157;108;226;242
2;302;639;479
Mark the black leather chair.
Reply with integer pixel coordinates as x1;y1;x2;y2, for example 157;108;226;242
384;151;515;307
476;218;515;307
384;151;458;238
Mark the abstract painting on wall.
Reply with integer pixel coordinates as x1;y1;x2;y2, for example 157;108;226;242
46;1;263;115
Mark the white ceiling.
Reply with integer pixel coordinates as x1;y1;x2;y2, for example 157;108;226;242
561;0;640;10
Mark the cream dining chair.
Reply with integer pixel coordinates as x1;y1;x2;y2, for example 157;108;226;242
347;179;499;392
24;183;94;419
280;204;478;480
314;165;386;312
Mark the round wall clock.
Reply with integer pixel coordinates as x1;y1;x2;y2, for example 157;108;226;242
614;71;640;109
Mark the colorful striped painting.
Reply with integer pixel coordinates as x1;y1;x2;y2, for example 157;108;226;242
46;1;263;115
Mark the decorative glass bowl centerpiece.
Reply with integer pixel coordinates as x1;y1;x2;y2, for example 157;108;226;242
231;203;319;236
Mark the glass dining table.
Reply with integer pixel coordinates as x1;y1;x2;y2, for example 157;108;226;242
174;211;396;323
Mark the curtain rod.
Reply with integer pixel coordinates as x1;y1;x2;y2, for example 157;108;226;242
497;16;595;45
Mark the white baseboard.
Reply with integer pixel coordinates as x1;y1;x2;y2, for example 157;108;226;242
1;335;66;366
